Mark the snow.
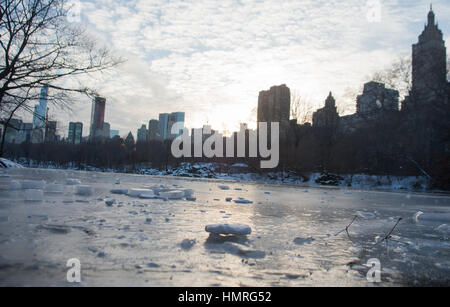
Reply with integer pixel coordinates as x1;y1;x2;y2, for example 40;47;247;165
8;180;21;190
205;224;252;236
0;158;24;168
128;189;152;198
46;183;64;194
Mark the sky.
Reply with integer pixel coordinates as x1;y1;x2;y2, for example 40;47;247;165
42;0;450;138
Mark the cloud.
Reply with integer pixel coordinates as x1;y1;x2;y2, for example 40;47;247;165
39;0;450;136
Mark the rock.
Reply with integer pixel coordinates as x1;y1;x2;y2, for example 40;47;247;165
205;224;252;236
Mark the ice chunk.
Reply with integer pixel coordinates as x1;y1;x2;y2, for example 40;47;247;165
25;189;44;202
414;211;450;223
46;183;64;194
139;192;157;199
9;180;22;190
22;180;45;190
180;239;196;250
159;190;185;200
225;197;233;202
75;185;94;196
205;224;252;236
128;189;152;197
218;185;230;190
66;178;81;185
356;211;376;219
293;237;315;245
234;199;253;204
186;197;196;201
105;199;116;206
182;189;194;197
435;224;450;233
111;189;128;195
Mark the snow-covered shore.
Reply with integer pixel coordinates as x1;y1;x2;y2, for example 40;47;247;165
5;158;434;193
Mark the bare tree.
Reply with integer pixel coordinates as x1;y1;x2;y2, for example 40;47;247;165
290;90;315;124
0;0;122;155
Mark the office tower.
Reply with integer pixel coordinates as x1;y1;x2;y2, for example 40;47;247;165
103;122;110;139
31;85;49;143
44;121;57;143
89;96;106;140
68;122;83;144
158;113;169;140
137;124;147;142
148;119;159;140
167;112;185;140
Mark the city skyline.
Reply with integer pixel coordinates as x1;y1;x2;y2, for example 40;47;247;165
9;1;450;138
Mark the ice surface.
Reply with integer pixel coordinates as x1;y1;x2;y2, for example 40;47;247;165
205;224;252;235
0;168;449;287
8;180;22;190
24;189;44;202
45;183;64;194
22;180;45;190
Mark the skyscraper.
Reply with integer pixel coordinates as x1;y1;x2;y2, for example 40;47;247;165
158;113;169;140
137;124;148;142
168;112;185;140
44;121;57;143
403;6;448;110
32;85;49;143
148;119;159;140
89;96;106;140
68;122;83;144
257;84;291;140
103;122;111;139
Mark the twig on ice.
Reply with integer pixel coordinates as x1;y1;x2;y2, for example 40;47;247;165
335;215;357;238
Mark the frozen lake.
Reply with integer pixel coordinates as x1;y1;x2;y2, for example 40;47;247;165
0;168;449;286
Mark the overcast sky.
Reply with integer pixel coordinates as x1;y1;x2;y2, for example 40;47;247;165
43;0;450;137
